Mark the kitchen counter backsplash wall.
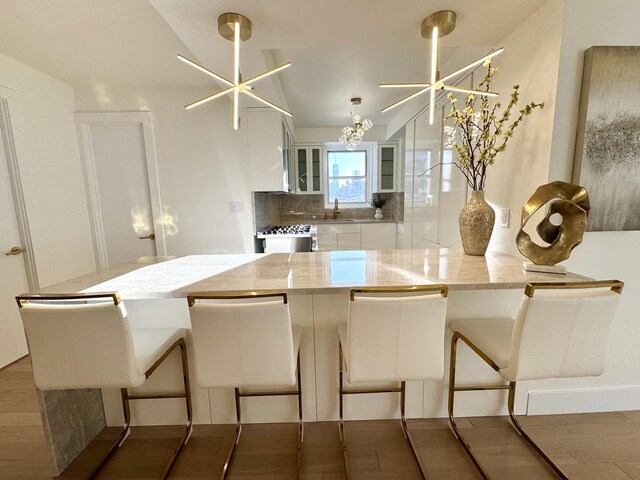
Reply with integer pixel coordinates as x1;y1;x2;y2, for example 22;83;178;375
253;192;281;230
253;192;403;228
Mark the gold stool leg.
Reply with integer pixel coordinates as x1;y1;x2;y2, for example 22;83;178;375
507;383;569;480
87;338;193;480
400;381;429;480
448;333;570;480
338;341;350;479
296;351;304;480
219;352;303;480
339;342;430;479
220;387;242;480
161;338;193;479
447;333;493;480
86;388;132;479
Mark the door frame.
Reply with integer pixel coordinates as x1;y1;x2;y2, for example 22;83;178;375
76;112;166;269
0;86;39;291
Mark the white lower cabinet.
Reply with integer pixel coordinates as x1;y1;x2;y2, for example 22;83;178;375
361;223;397;250
337;233;361;251
316;233;338;251
316;222;396;251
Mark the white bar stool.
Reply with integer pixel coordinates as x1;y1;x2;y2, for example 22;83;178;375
448;280;624;480
338;285;449;480
187;291;303;480
16;292;193;480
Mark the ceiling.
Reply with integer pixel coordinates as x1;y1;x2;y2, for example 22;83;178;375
0;0;208;86
270;46;459;127
0;0;547;126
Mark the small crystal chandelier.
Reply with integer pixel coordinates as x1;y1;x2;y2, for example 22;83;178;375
339;98;373;151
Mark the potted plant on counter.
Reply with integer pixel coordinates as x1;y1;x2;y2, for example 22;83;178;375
446;58;544;255
370;193;387;220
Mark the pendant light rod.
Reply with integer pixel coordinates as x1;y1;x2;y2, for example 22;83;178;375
429;25;439;124
233;21;240;129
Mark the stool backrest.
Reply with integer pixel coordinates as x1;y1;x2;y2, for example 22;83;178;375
188;292;296;388
508;281;623;381
346;285;448;383
16;293;145;390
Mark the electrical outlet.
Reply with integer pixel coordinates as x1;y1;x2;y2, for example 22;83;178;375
500;208;510;228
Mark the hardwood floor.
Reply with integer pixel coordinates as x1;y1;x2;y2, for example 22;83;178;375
1;357;640;479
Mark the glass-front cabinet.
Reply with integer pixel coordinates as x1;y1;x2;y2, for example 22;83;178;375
377;143;397;192
295;144;323;194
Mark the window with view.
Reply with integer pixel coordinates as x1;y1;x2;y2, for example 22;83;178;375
327;150;367;204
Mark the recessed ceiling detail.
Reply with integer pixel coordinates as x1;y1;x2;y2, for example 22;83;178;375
380;10;503;125
178;12;292;130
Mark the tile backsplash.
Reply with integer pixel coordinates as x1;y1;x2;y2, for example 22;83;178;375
253;192;403;229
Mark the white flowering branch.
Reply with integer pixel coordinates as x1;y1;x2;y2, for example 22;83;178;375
446;60;545;191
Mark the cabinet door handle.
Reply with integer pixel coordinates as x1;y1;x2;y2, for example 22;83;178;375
138;233;156;240
4;246;25;256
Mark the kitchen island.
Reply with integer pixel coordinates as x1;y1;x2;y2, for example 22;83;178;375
36;249;591;474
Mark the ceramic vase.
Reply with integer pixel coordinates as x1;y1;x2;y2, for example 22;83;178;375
374;208;383;220
459;190;495;256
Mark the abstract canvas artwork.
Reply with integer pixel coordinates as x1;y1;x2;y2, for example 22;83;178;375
573;46;640;231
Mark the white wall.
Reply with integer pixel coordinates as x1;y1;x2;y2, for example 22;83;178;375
0;52;94;287
74;85;255;255
484;0;564;256
527;0;640;410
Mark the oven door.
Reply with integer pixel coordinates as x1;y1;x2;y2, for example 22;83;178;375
263;236;312;253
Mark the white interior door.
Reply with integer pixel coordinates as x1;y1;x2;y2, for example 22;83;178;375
0;116;29;368
78;113;165;268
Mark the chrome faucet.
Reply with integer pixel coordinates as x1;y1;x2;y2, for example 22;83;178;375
332;197;340;219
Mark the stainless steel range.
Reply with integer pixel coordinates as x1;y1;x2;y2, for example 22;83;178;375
256;224;317;253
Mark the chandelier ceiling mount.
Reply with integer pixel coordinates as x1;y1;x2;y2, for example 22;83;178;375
421;10;457;39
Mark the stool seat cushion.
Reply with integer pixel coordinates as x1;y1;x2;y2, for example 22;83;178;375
132;328;187;376
449;318;514;370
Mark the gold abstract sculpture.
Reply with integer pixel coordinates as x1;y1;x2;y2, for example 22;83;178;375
516;181;590;266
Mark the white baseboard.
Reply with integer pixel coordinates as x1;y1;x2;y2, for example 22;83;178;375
527;386;640;415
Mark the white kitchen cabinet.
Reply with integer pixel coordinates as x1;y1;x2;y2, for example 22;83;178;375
316;233;338;251
317;224;360;251
295;144;323;194
248;108;294;192
377;143;398;192
361;223;397;250
337;233;361;251
317;224;360;235
315;222;396;251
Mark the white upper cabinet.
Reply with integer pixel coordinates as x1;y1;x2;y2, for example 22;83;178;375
376;142;398;192
295;144;323;194
248;108;294;192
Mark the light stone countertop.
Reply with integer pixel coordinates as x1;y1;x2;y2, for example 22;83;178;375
37;249;591;299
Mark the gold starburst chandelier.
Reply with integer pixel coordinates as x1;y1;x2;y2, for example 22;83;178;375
178;13;292;130
380;10;503;124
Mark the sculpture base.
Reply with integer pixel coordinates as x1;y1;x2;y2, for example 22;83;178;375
523;261;567;274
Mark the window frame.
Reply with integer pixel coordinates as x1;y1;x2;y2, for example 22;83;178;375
324;141;375;209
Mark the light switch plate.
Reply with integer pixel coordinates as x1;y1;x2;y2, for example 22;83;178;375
228;202;244;214
500;208;510;228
